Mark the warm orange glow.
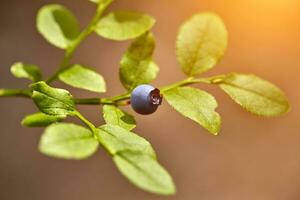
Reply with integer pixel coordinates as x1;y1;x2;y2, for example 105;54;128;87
249;0;299;8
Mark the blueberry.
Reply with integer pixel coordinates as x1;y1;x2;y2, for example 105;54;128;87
130;84;163;115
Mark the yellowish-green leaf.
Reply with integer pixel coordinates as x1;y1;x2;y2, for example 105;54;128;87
39;123;99;159
22;112;65;127
164;87;221;135
89;0;111;3
113;151;176;195
59;64;106;93
176;13;228;76
217;73;290;116
31;81;75;116
37;4;80;49
95;11;155;41
120;32;159;90
103;105;136;131
11;62;41;82
97;124;155;158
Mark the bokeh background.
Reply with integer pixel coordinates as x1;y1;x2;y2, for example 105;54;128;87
0;0;299;199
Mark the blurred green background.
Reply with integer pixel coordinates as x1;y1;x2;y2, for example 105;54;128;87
0;0;299;199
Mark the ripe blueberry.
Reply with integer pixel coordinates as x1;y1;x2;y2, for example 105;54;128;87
130;84;163;115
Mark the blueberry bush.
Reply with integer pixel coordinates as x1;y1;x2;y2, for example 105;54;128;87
0;0;290;195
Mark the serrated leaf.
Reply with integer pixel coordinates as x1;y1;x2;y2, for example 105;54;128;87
113;151;176;195
97;124;155;158
95;11;155;41
31;81;75;116
120;32;159;91
39;123;98;159
59;64;106;93
22;112;65;127
217;73;290;116
103;105;136;131
164;87;221;135
176;12;228;76
37;4;80;49
10;62;42;82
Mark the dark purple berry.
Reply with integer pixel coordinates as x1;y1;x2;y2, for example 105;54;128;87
130;84;163;115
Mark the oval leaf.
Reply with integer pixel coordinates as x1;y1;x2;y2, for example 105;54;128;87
37;4;80;49
217;73;290;116
113;151;176;195
97;124;155;158
95;11;155;41
103;105;136;131
176;13;228;76
164;87;221;135
11;62;42;82
22;112;65;127
31;81;75;116
59;65;106;93
119;32;159;91
39;123;99;159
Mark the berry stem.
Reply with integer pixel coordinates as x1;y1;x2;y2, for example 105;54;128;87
74;76;216;106
74;93;131;105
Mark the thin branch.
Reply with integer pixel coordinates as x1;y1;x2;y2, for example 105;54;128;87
0;89;32;98
74;77;215;105
46;0;114;84
74;110;96;133
0;76;219;105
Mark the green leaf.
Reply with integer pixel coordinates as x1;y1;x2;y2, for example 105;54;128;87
0;90;4;96
97;124;155;158
31;81;75;116
10;62;42;82
89;0;108;4
123;32;155;60
59;64;106;93
103;105;136;131
21;112;65;127
176;12;228;76
119;32;159;91
216;73;290;116
95;11;155;41
113;151;176;195
89;0;108;3
163;87;221;135
39;123;99;159
37;4;80;49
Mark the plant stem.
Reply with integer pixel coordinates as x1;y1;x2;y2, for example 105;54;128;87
46;0;113;84
74;77;214;105
75;93;130;105
75;98;114;105
74;110;96;133
0;76;218;105
0;89;32;98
